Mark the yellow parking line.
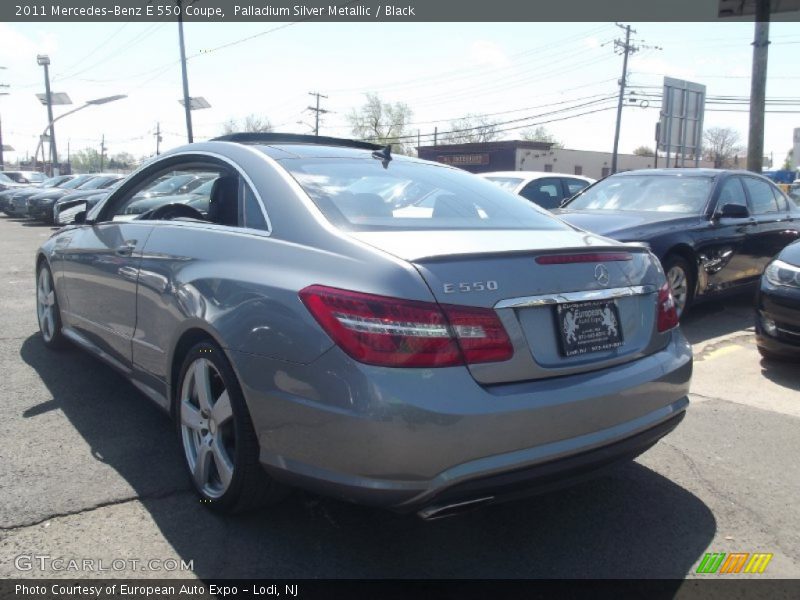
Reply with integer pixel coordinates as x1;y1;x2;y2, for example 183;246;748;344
704;345;744;360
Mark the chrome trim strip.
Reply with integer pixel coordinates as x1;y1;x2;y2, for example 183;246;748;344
494;285;656;309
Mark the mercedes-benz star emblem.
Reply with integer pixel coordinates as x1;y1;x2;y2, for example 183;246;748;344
594;264;610;286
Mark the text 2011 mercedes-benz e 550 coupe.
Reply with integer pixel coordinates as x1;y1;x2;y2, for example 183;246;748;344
36;134;692;518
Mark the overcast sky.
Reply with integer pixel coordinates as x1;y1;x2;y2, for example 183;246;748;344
1;21;798;165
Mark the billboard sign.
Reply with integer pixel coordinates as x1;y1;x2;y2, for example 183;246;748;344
658;77;706;167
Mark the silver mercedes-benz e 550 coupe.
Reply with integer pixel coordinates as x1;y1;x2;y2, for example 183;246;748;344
36;133;691;518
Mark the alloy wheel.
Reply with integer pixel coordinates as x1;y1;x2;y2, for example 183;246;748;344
667;265;689;317
37;269;56;342
180;358;236;498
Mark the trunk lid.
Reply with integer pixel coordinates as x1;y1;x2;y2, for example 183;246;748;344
350;229;668;384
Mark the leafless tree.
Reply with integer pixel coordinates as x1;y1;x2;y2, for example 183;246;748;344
703;126;742;168
520;126;563;148
347;93;414;154
633;146;655;157
441;114;501;144
221;114;274;135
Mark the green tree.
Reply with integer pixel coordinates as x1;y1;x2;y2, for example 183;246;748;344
783;148;794;171
520;126;563;148
347;93;414;154
107;152;136;170
633;146;655;157
70;148;102;173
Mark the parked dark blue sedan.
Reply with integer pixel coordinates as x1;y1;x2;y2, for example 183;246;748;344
557;169;800;316
756;240;800;360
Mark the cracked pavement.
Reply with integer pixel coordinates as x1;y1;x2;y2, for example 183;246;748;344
0;216;798;580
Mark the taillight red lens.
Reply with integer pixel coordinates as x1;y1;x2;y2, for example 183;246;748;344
656;282;679;332
299;285;513;368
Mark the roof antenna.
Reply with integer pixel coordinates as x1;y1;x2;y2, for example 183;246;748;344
372;144;392;168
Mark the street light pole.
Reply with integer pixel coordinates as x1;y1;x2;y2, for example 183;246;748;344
37;55;58;176
32;95;126;173
176;0;194;143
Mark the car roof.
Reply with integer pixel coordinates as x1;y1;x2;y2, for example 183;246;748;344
613;168;735;177
481;171;595;182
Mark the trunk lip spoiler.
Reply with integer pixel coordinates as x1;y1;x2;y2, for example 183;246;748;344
413;245;649;264
494;285;657;310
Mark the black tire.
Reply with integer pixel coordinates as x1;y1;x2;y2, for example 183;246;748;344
662;254;695;319
36;262;68;350
175;340;288;513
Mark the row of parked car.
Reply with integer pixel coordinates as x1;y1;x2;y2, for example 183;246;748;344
0;170;217;225
478;167;800;360
7;133;800;518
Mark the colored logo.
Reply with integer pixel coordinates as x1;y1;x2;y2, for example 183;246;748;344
696;552;773;574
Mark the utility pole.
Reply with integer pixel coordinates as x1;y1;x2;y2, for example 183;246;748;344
747;0;770;173
37;55;58;175
176;0;193;143
306;92;329;136
155;122;162;155
611;23;637;174
434;126;438;146
0;66;6;170
99;134;105;171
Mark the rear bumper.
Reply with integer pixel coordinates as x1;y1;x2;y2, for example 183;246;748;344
234;328;692;510
416;409;685;516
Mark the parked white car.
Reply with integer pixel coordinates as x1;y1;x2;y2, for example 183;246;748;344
480;171;595;210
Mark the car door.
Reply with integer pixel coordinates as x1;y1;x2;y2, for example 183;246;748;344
519;177;563;210
703;176;758;291
58;214;155;369
742;176;800;274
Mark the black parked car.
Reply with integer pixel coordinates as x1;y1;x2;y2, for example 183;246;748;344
29;174;123;223
557;169;800;316
0;175;75;213
756;240;800;360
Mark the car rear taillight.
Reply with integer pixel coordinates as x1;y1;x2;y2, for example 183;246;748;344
299;285;513;368
656;282;679;332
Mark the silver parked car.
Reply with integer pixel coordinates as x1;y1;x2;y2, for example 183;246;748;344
36;134;691;517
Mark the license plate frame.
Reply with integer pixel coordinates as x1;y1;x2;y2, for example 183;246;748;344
555;299;624;357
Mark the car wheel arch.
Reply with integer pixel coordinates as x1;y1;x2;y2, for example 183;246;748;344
167;324;231;420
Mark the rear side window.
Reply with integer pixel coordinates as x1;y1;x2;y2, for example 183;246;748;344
770;186;790;211
743;177;779;214
243;184;268;231
280;157;569;232
563;178;591;195
520;178;563;209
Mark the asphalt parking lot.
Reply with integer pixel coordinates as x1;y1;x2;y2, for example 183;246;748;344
0;215;798;580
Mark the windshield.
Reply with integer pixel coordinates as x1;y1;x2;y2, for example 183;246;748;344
280;157;570;232
484;176;524;191
80;177;118;190
566;174;714;214
61;175;95;189
192;178;216;195
146;174;198;194
0;173;13;184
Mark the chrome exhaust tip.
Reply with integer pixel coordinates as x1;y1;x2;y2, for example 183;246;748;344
417;496;495;521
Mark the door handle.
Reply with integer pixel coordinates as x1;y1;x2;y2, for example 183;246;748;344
115;241;137;256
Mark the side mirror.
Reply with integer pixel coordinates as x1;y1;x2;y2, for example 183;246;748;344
55;199;89;225
716;203;750;219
